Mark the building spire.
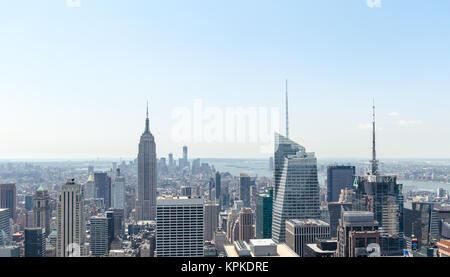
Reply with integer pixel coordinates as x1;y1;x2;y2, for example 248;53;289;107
371;98;379;175
145;101;150;133
285;79;289;139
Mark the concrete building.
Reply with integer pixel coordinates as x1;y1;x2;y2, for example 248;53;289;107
239;208;254;243
113;170;125;210
180;186;192;197
336;211;380;257
224;239;299;257
33;186;51;236
56;178;85;257
156;197;204;257
285;219;330;257
437;239;450;257
204;202;220;242
304;239;337;257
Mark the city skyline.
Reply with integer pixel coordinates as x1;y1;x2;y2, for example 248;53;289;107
1;1;449;160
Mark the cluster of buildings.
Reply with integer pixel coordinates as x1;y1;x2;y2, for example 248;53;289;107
1;100;450;258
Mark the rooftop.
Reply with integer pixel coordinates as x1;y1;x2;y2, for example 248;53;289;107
288;219;329;227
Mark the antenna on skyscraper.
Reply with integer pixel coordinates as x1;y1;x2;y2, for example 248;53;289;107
371;98;379;175
145;101;150;133
285;79;289;139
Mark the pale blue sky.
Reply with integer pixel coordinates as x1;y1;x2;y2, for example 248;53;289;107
0;0;449;159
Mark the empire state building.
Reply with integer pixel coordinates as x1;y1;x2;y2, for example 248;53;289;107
136;104;157;220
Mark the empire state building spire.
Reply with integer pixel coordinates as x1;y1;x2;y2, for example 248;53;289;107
145;101;150;134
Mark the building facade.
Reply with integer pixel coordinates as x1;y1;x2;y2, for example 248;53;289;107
90;216;109;257
239;208;254;243
327;166;355;203
204;202;220;242
24;227;46;257
56;178;85;257
0;184;16;221
33;186;51;237
256;187;273;239
285;219;330;257
156;197;204;257
137;106;157;221
272;133;321;243
336;211;379;257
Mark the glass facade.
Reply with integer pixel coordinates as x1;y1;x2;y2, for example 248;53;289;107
272;133;320;243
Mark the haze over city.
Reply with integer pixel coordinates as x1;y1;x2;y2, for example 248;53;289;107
1;0;449;160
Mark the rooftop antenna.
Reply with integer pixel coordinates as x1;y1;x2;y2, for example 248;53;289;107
285;79;289;139
145;101;150;133
371;98;379;175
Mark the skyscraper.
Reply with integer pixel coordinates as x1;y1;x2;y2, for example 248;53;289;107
336;211;380;257
215;172;221;202
239;174;253;208
94;172;112;209
180;186;192;197
327;166;355;203
85;172;95;199
285;219;330;257
108;208;125;238
25;195;33;211
271;133;321;243
90;216;109;257
56;178;85;257
327;202;352;238
106;211;115;244
33;186;51;237
137;104;157;221
354;103;404;256
24;227;46;257
113;169;125;210
0;184;16;221
156;197;204;257
271;83;320;243
238;208;254;243
0;208;11;246
256;187;273;239
183;146;188;167
204;202;220;242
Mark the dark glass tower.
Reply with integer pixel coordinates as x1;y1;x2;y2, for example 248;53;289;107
327;166;356;202
256;187;273;239
94;172;111;209
354;102;404;256
24;227;46;257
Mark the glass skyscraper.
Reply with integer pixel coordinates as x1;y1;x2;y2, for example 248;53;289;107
256;187;273;239
272;133;320;243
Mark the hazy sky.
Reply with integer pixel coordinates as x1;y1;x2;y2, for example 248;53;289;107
0;0;449;160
